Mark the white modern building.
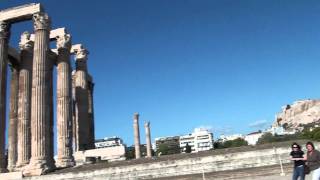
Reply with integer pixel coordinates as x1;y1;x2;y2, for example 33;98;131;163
95;136;124;148
244;131;263;145
266;126;297;135
73;136;127;163
219;134;244;142
179;128;214;153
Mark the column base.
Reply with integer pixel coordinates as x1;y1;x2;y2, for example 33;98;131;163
0;168;8;173
7;165;16;172
56;157;75;168
23;158;55;176
15;161;29;171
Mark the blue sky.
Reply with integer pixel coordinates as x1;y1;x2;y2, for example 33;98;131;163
2;0;320;147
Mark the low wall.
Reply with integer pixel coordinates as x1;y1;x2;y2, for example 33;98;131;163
3;141;317;180
74;145;126;164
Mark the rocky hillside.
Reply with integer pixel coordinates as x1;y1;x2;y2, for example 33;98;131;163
274;99;320;129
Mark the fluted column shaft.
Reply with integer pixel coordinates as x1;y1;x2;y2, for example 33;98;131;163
133;113;141;159
144;122;152;158
87;79;95;150
8;66;19;171
26;13;54;175
56;34;74;167
16;32;33;169
71;73;77;151
0;21;10;173
74;49;93;151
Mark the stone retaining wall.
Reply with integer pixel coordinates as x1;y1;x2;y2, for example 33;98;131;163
2;141;318;180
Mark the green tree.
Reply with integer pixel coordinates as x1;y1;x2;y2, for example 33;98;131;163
223;138;248;148
301;127;320;141
125;147;135;160
156;144;170;155
185;143;192;153
313;131;320;141
157;143;180;155
213;141;224;149
231;138;248;147
214;138;248;149
257;132;302;145
257;132;275;145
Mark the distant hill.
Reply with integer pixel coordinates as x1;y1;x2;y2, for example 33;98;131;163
273;99;320;129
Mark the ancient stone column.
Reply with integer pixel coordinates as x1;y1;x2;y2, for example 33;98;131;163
74;48;93;151
87;76;95;150
133;113;141;159
25;13;55;175
48;58;54;168
7;66;19;171
71;71;77;151
144;121;152;158
56;34;74;167
0;21;10;173
16;32;33;169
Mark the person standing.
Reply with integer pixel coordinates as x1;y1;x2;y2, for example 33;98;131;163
306;141;320;180
290;143;305;180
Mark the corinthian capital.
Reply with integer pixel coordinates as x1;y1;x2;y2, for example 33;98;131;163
75;48;89;61
33;13;50;30
57;34;71;50
0;21;10;39
144;121;150;127
19;31;34;50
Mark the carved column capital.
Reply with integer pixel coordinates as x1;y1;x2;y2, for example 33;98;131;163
0;21;10;39
19;31;34;51
57;34;71;50
33;13;50;31
75;48;89;61
144;121;150;127
75;48;89;71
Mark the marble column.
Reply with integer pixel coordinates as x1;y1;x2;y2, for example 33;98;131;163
71;72;78;151
0;21;10;173
87;76;95;150
7;66;19;171
16;32;33;170
25;13;55;175
48;62;54;167
74;48;93;150
133;113;141;159
56;34;74;167
144;121;152;158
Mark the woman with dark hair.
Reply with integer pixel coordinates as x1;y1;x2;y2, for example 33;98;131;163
306;141;320;180
290;142;305;180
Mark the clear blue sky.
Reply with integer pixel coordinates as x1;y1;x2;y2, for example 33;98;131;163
2;0;320;146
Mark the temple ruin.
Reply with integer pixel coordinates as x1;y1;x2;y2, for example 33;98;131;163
0;3;95;176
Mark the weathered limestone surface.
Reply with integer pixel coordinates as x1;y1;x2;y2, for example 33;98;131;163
144;121;152;158
71;72;77;152
0;21;10;173
25;13;55;176
73;47;94;151
8;47;20;66
87;75;95;150
274;99;320;128
133;113;141;159
0;3;95;176
7;66;19;171
16;31;33;169
56;34;74;167
0;3;42;22
31;27;67;41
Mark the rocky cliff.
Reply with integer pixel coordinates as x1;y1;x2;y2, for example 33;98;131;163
274;99;320;128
